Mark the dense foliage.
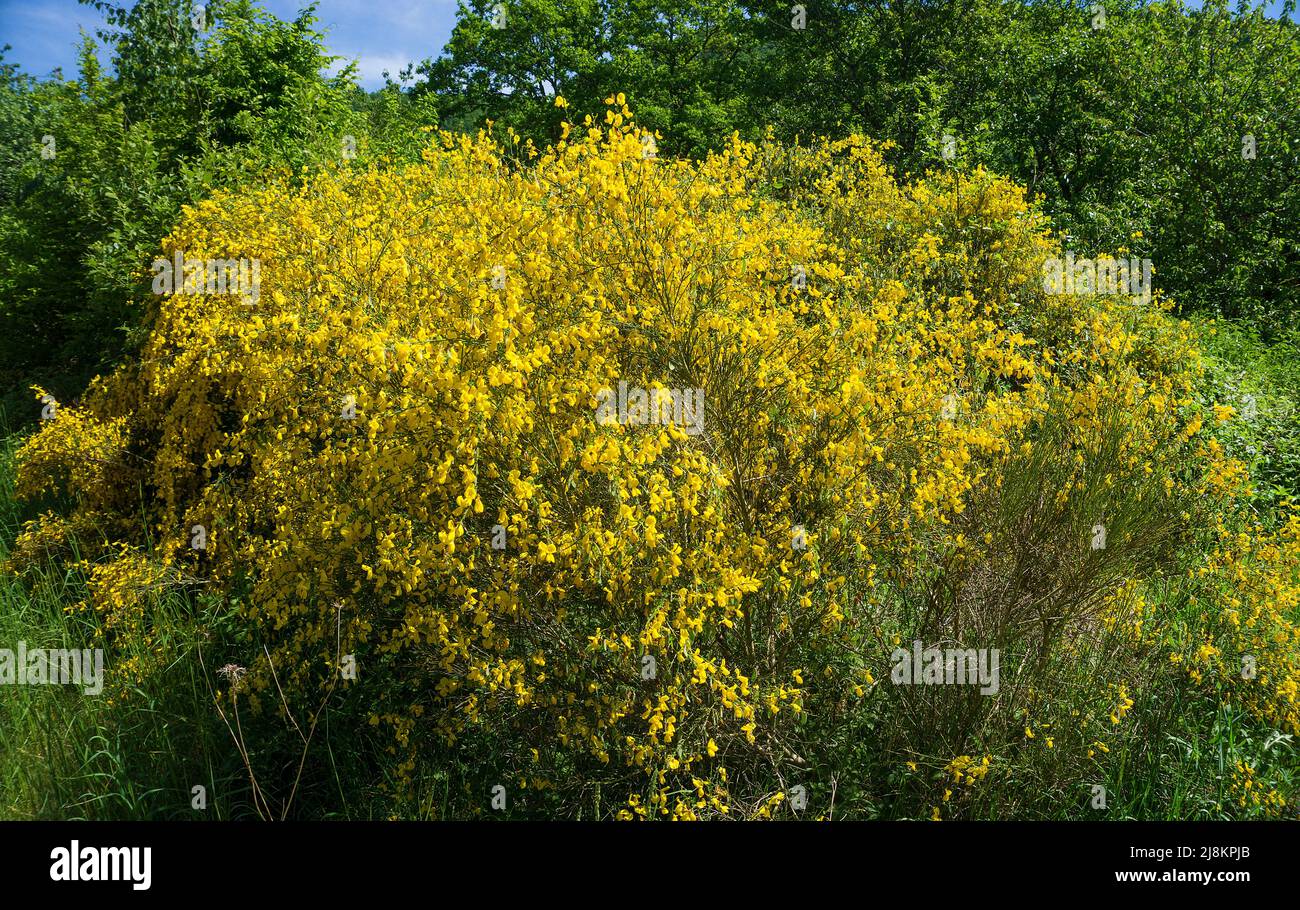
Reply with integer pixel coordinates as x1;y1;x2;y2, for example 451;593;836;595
0;0;1297;820
423;0;1300;330
0;0;360;418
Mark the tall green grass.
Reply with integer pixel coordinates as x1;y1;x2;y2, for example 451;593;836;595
0;418;246;819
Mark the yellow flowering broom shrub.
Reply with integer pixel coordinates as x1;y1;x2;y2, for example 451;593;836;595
1180;510;1300;737
11;101;1298;818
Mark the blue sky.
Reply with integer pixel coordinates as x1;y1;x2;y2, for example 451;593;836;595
0;0;462;89
1;0;1296;90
